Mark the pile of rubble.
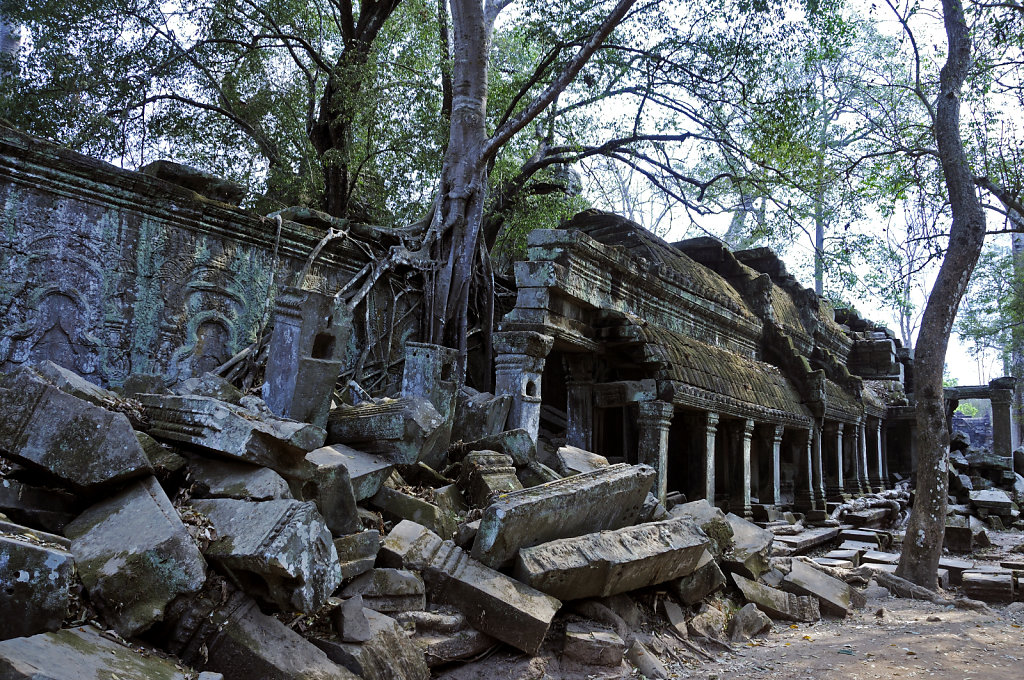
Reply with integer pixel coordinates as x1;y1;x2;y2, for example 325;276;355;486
0;354;1020;679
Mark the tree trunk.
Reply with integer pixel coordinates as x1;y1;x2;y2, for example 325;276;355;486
896;0;987;589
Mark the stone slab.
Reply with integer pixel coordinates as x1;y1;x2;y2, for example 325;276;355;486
732;572;820;622
0;368;153;491
371;485;457;540
380;520;561;655
326;396;446;465
554;445;610;476
514;517;709;600
723;512;774;579
189;457;292;501
771;526;840;553
962;571;1015;603
190;498;341;613
309;444;392;501
782;559;854;617
453;429;536;467
970;489;1013;512
313;609;429;680
670;548;726;605
668;499;733;557
563;622;625;666
0;526;74;641
334;530;380;581
340;568;426;613
451;387;512;443
0;478;78;533
472;463;655;569
861;550;901;566
728;602;772;642
276;446;360;536
65;476;207;636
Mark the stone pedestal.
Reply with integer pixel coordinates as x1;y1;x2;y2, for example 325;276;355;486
636;400;675;503
493;332;553;442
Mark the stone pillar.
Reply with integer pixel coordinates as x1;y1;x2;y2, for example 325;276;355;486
991;388;1014;462
825;422;846;501
870;418;885;492
729;419;755;520
402;342;460;424
702;412;720;504
880;422;891;490
768;425;784;506
493;332;553;443
811;424;826;510
564;355;595;450
857;422;870;495
844;423;863;496
636;400;675;504
794;428;816;513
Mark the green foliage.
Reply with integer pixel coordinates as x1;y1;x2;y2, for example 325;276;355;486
955;243;1021;372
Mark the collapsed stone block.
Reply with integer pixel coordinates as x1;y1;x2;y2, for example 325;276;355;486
65;476;207;636
277;446;360;536
172;372;246;404
781;559;854;617
457;450;522;507
0;478;78;533
334;530;380;581
310;444;392;501
401;343;458;468
970;489;1013;514
137;431;188;480
453;428;536;466
190;498;341;613
562;622;625;667
514;517;709;600
731;572;820;622
670;549;727;605
722;512;774;580
397;609;497;667
687;602;727;638
962;571;1015;603
379;520;561;655
0;523;74;641
728;602;772;642
451;386;512;442
945;517;974;553
0;626;217;680
472;463;656;569
0;368;153;491
189;457;292;501
327;396;446;465
668;499;734;557
334;595;372;642
340;568;426;613
553;445;610;476
140;393;326;468
313;608;430;680
262;286;351;429
371;485;458;540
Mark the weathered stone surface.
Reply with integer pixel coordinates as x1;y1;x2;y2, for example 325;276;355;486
945;518;974;553
140;393;326;468
970;515;992;547
668;499;734;557
379;520;561;655
277;446;360;536
970;489;1013;513
190;457;292;501
190;498;340;613
142;158;246;204
554;445;610;476
625;639;668;679
451;386;512;442
313;609;429;680
722;512;774;579
514;517;709;600
471;463;656;569
0;524;74;641
939;556;975;586
32;361;122;405
688;602;727;638
416;628;496;667
0;368;153;490
0;478;78;533
171;372;246;404
340;568;426;613
782;559;854;617
311;444;392;501
400;343;459;461
454;429;536;466
334;530;380;581
732;573;820;622
563;622;625;666
370;485;457;540
0;626;214;680
262;286;351;429
65;476;207;636
670;549;727;605
962;571;1015;603
326;396;446;465
728;602;772;642
138;431;188;480
457;450;522;507
334;595;372;642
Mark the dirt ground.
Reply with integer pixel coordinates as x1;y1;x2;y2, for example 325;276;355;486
435;530;1024;680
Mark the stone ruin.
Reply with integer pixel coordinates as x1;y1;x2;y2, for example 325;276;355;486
1;125;1023;679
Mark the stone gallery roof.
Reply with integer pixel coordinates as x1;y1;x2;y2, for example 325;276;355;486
824;378;864;423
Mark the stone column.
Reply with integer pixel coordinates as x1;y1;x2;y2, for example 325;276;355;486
729;419;755;520
869;418;885;492
991;388;1014;462
825;422;846;501
794;428;816;513
564;355;594;451
844;423;863;496
493;332;553;443
768;425;784;506
702;412;720;504
880;422;891;490
636;400;675;504
857;422;871;495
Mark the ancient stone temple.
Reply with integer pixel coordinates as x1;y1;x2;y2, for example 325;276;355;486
493;211;913;515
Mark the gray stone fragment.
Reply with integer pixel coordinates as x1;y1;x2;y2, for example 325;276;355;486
400;343;459;466
311;444;392;501
472;463;656;569
668;499;734;557
141;158;246;203
172;372;246;404
514;517;709;600
334;595;372;642
0;626;212;680
340;568;426;613
190;498;341;613
458;450;522;507
277;446;360;536
334;530;380;581
554;445;610;476
722;512;774;580
688;602;727;639
563;622;625;666
371;485;458;539
379;520;561;655
0;478;77;533
262;287;351;429
670;549;726;605
417;627;496;667
454;428;536;466
66;476;206;636
625;639;668;679
728;603;772;642
731;572;820;622
140;393;326;468
312;609;429;680
190;457;292;501
781;559;853;617
327;396;446;465
32;361;121;405
451;386;512;442
0;368;153;491
962;571;1015;603
0;525;74;641
970;489;1013;512
944;516;974;553
970;515;991;547
138;432;188;480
